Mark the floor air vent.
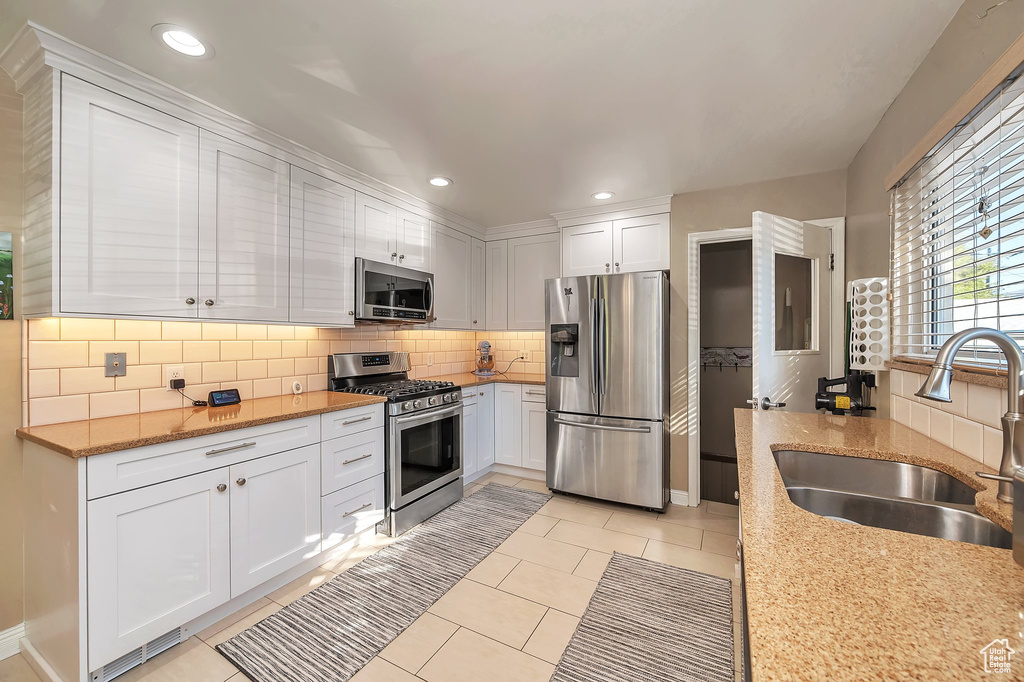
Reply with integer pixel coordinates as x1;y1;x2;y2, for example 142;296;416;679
93;627;183;682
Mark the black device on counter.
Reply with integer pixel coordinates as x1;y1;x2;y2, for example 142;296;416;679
815;372;876;416
208;388;242;407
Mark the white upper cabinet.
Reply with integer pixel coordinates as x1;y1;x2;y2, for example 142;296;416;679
199;131;290;321
397;209;430;271
60;76;201;318
430;222;473;329
289;168;357;325
355;193;398;265
562;222;613;276
613;214;670;273
485;241;509;330
470;237;486;329
508;234;560;330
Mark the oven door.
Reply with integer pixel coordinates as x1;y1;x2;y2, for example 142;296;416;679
388;403;463;509
356;258;434;323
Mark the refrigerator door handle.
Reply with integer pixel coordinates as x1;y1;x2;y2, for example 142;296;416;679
553;418;652;434
590;298;600;394
598;298;608;396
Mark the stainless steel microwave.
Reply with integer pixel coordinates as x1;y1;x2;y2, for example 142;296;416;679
355;258;434;324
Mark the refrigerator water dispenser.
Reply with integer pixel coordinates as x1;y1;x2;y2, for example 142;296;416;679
550;324;579;376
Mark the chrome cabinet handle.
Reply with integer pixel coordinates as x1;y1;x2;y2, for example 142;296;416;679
205;441;256;456
473;320;478;324
216;483;227;492
526;389;545;395
236;477;246;486
348;310;354;316
343;502;372;518
342;453;373;466
186;297;196;305
399;254;405;261
391;252;398;260
614;262;620;268
205;299;215;306
463;391;477;397
605;263;610;268
553;418;650;434
342;415;373;426
760;397;786;410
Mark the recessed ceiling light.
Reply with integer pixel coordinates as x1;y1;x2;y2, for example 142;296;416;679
152;24;213;58
592;191;615;200
428;176;453;187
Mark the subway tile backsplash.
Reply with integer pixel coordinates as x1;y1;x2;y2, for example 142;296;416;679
24;319;545;426
889;369;1003;471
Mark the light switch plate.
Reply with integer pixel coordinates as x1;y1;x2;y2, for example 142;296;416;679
104;352;127;377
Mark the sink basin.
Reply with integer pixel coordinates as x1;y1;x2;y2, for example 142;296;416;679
784;486;1012;549
773;449;978;506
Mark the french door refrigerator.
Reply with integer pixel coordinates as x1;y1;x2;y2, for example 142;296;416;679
545;270;669;509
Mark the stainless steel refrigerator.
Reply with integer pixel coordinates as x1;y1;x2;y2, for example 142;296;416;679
545;271;669;509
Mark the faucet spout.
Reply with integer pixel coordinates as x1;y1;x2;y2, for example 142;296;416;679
915;327;1024;503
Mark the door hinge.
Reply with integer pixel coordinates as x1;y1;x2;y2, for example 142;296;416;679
829;253;835;271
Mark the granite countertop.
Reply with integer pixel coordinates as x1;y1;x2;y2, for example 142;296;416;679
735;410;1024;680
431;371;546;387
16;391;387;458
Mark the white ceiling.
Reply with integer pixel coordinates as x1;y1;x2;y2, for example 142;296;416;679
0;0;962;227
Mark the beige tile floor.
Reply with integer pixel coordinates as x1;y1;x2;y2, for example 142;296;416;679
0;473;742;682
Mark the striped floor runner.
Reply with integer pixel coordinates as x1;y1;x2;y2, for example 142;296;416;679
216;483;550;681
552;553;735;682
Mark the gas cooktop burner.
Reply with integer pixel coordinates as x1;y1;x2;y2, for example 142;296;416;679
336;379;456;400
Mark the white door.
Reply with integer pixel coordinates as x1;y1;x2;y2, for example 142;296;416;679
521;400;547;471
431;223;472;329
752;211;834;413
508;234;560;330
493;383;523;466
477;385;496;468
229;444;321;596
87;468;230;666
486;241;509;330
289;168;356;325
470;238;486;329
397;209;431;271
562;222;613;276
613;214;670;273
463;400;479;477
355;193;398;264
199;131;289;321
60;75;201;318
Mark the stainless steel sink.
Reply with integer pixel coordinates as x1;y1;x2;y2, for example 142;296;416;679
774;450;1011;549
774;449;978;505
784;486;1012;548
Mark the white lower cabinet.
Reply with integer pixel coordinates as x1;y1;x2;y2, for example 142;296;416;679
477;385;496;469
321;474;385;552
462;399;479;477
87;468;231;666
229;444;321;597
522;400;547;471
493;383;523;466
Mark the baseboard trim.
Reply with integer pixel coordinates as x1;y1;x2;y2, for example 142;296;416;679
670;489;691;506
0;623;25;662
20;638;61;682
481;464;546;482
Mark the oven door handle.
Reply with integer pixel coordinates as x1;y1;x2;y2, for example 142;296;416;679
553;418;651;434
393;403;462;426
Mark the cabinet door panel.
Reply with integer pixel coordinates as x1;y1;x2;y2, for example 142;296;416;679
485;241;509;330
477;385;495;469
397;209;430;271
613;214;670;273
60;75;200;317
199;132;290;321
87;468;230;666
470;238;486;329
522;400;547;471
561;222;613;276
355;193;397;264
463;401;479;477
508;234;560;330
430;223;472;329
230;445;320;596
290;168;356;325
493;384;522;466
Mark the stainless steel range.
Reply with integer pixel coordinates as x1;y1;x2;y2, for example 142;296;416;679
328;351;463;536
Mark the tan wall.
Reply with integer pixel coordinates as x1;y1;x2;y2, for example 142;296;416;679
669;169;847;491
0;72;23;630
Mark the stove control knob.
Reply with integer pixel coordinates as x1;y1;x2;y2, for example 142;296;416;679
442;394;451;403
413;400;422;409
428;397;438;406
451;392;460;402
402;401;413;411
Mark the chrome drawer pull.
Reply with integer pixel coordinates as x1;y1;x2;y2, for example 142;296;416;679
343;502;373;518
342;415;373;426
553;418;651;434
525;390;545;395
342;453;373;466
206;441;256;456
463;392;477;397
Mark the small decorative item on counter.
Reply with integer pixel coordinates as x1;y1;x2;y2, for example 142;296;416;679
473;341;496;376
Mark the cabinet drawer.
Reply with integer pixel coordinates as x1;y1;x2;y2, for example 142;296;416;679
522;385;547;403
321;403;385;440
322;474;385;552
321;428;385;495
87;416;320;499
460;388;483;405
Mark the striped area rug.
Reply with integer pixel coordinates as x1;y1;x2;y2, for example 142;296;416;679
552;553;735;682
216;483;550;681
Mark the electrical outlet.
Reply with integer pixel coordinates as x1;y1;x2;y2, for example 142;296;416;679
164;365;185;390
519;349;531;362
425;353;434;366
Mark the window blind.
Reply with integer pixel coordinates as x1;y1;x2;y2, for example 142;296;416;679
892;61;1024;365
